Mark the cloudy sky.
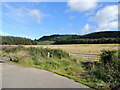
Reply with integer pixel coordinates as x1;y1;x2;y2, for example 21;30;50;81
1;0;119;39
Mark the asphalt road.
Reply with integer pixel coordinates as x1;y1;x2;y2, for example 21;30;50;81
1;63;92;89
0;63;2;89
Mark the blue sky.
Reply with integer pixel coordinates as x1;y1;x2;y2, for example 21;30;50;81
1;1;118;39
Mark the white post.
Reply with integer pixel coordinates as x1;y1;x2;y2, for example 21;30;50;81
48;52;50;58
69;53;70;57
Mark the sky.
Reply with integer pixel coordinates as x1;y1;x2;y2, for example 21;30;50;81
0;0;119;40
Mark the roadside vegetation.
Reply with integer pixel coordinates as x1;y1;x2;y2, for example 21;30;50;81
1;46;120;89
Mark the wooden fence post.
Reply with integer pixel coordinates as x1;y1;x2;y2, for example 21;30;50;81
93;62;95;69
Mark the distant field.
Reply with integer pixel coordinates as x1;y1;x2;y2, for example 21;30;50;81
37;41;54;45
24;44;119;54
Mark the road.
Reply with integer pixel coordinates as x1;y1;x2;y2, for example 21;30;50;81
1;63;92;89
0;63;2;89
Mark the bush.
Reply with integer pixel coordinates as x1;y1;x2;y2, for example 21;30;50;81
2;46;24;53
3;46;69;59
87;49;120;89
100;50;118;64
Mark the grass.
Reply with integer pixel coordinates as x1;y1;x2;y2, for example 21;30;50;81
37;41;54;45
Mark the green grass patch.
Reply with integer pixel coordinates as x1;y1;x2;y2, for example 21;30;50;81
37;41;54;45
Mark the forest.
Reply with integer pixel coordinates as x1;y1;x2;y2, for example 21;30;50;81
54;38;120;44
0;36;37;45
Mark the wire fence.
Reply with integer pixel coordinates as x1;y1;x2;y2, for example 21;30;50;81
70;53;100;61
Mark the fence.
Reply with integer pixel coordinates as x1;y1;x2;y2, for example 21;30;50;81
70;53;100;61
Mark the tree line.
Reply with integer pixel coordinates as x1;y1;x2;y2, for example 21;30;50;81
54;38;120;44
37;34;82;41
1;36;37;45
38;31;120;42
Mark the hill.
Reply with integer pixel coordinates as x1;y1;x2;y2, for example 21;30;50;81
37;31;120;44
37;34;82;41
38;31;120;41
82;31;120;39
0;36;37;45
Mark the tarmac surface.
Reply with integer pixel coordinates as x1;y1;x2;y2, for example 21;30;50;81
1;63;92;89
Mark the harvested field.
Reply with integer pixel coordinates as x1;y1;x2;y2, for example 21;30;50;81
23;44;119;54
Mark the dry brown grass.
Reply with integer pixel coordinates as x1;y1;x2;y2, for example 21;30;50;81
23;44;119;54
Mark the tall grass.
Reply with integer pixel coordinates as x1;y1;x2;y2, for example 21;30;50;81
2;46;69;59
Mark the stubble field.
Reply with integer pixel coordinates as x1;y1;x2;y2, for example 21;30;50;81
24;44;119;54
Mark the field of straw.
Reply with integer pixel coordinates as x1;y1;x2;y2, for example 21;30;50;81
24;44;119;54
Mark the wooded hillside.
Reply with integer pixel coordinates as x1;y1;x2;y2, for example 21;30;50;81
37;31;120;44
38;31;120;41
0;36;37;45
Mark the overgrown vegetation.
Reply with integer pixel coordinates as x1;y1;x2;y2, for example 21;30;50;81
1;36;37;45
1;46;120;89
83;50;120;89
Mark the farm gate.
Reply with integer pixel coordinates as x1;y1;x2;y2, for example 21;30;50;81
70;53;100;61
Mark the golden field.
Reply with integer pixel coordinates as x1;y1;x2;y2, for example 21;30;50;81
24;44;119;54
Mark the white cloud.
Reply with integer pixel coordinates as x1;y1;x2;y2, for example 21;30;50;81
28;10;45;23
92;5;118;23
95;21;118;32
2;3;49;24
80;24;91;34
2;3;13;10
91;4;118;32
67;0;99;12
